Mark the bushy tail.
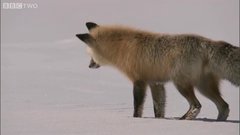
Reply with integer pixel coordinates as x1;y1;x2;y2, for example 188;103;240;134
210;41;240;86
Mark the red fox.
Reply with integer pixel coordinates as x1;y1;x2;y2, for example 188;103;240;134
76;22;239;121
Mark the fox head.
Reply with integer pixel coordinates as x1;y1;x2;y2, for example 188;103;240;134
76;22;140;73
76;22;110;69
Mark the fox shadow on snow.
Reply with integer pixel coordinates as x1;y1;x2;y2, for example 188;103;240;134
142;117;240;123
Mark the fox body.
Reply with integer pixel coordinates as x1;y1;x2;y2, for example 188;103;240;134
76;22;240;120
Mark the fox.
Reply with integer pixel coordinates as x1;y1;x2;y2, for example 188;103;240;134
76;22;240;121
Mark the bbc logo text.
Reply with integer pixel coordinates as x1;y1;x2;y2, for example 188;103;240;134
2;3;38;9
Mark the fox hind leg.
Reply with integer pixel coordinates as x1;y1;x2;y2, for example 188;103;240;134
197;73;229;121
133;81;147;117
174;81;202;120
149;83;166;118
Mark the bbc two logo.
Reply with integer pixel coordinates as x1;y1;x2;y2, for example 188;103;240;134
2;2;38;9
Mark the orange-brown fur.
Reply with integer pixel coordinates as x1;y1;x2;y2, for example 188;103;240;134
76;22;239;120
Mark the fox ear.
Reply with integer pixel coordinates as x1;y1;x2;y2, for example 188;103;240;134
76;33;95;46
86;22;98;31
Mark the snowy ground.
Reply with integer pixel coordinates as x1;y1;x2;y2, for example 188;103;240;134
1;40;239;135
1;0;239;135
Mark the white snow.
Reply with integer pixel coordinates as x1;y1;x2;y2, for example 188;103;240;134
1;0;239;135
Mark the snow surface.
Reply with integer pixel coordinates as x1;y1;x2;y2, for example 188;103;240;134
1;0;239;135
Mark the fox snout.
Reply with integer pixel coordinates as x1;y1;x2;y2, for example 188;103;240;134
89;58;100;69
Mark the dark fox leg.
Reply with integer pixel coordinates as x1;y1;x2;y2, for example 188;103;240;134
174;81;201;120
133;81;147;117
149;83;166;118
197;73;229;121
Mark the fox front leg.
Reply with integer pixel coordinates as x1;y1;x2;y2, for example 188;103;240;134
133;81;147;117
149;83;166;118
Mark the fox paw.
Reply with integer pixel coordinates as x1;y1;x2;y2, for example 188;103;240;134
217;108;229;121
180;108;201;120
